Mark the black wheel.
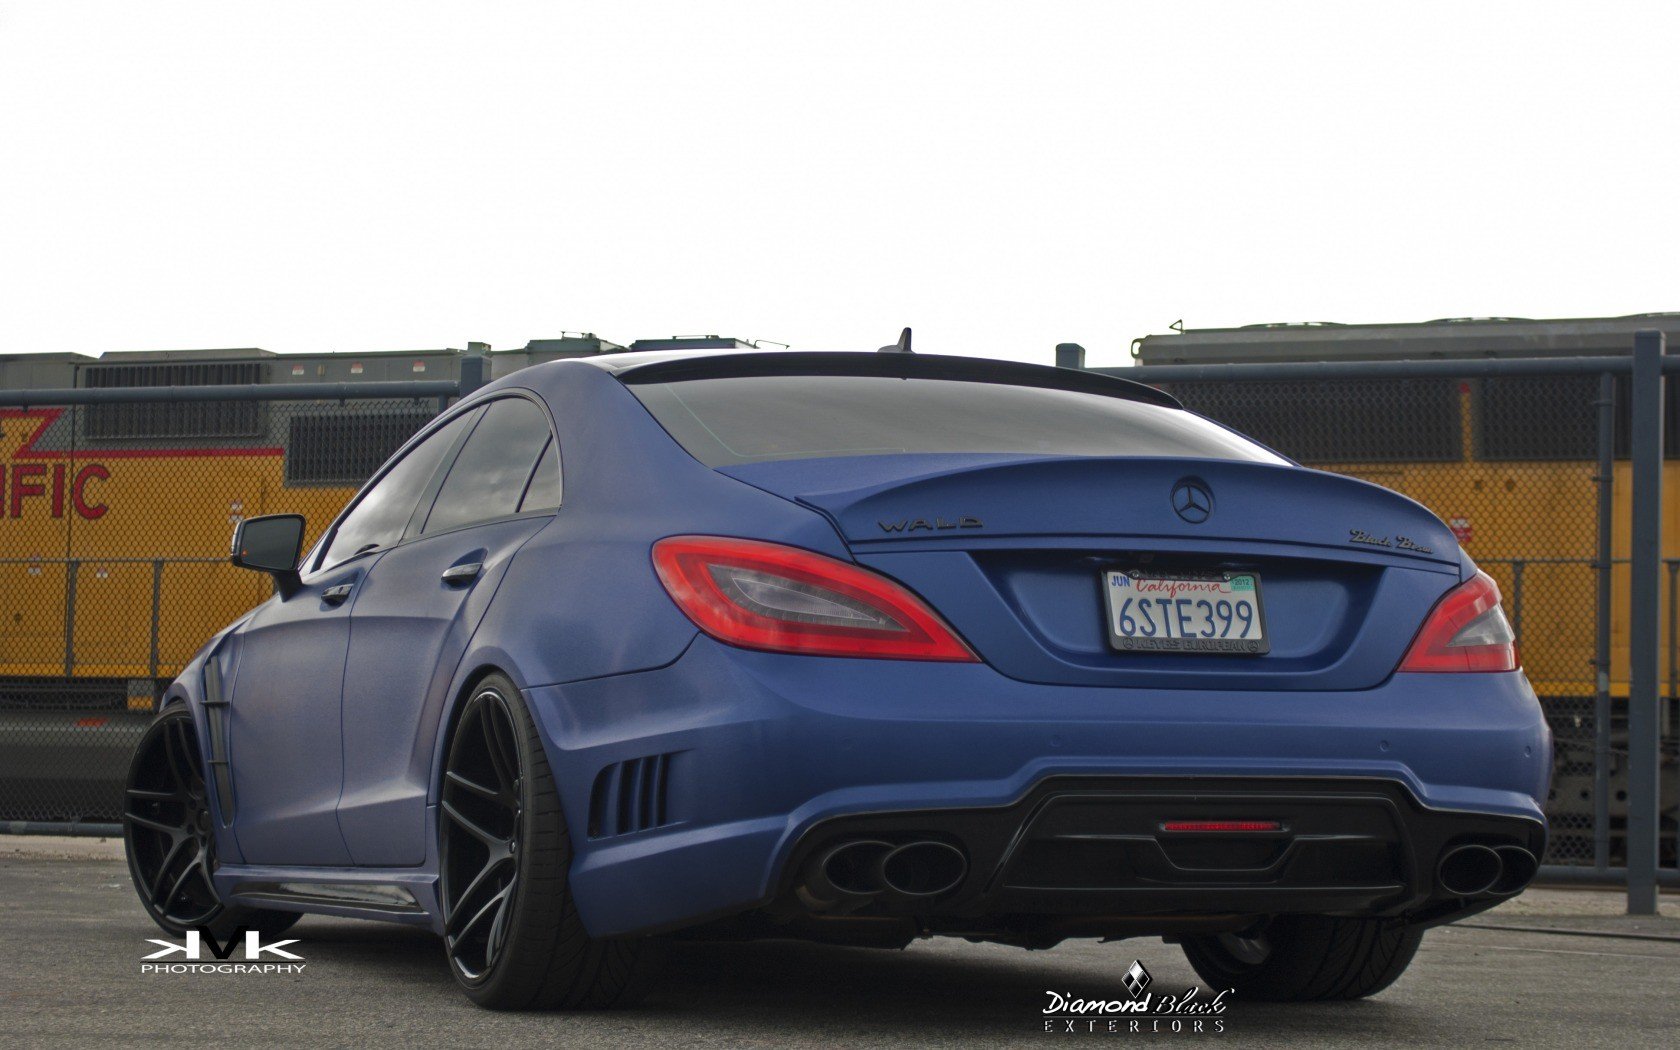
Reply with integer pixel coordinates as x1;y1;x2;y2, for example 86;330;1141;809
439;673;648;1010
122;705;299;939
1180;915;1422;1002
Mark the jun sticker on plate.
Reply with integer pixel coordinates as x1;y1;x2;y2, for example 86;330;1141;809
1103;571;1269;654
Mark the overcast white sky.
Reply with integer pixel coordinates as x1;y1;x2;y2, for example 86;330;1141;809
1;2;1676;368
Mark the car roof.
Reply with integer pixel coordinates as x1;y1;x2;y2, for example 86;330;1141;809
574;349;1182;409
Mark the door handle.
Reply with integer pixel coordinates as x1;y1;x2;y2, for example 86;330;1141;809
321;583;355;606
441;562;483;585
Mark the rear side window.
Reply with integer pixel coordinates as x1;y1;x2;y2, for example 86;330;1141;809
321;408;480;568
519;439;561;513
629;375;1286;467
422;397;554;535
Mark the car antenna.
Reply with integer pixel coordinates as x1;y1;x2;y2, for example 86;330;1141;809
878;327;913;354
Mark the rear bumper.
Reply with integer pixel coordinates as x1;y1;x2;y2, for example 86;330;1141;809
524;638;1552;938
769;776;1542;942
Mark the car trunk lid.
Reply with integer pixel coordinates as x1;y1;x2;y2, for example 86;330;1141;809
721;453;1461;690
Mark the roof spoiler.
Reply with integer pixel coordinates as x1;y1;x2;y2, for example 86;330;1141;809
608;351;1181;409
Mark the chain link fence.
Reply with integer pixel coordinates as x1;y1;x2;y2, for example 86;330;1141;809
1153;372;1678;872
1;367;1673;881
0;394;445;827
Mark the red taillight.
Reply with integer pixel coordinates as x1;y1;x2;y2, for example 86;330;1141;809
652;536;978;662
1398;571;1519;673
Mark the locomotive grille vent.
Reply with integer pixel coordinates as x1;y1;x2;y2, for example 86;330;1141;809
588;752;675;838
82;361;266;439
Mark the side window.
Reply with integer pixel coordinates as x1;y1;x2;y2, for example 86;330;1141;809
320;409;478;569
518;438;561;513
422;397;553;535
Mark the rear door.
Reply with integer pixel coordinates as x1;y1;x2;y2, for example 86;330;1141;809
337;394;559;866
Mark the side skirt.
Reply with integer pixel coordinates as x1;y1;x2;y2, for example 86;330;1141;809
213;806;445;932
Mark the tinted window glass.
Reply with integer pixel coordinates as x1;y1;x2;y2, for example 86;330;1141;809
519;438;561;513
322;409;478;567
630;375;1285;467
423;398;553;534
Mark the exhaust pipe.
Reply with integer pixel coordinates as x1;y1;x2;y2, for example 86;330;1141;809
1437;843;1503;897
880;841;968;898
797;839;893;910
1490;845;1539;896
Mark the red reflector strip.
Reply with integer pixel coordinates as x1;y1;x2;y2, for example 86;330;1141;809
1161;820;1281;833
73;717;108;728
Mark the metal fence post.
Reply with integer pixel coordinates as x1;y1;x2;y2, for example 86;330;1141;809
1594;371;1615;872
1627;330;1664;914
460;343;490;396
62;560;78;677
1667;559;1678;711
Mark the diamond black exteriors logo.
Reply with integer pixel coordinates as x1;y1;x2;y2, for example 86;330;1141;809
1043;959;1232;1035
1121;959;1153;998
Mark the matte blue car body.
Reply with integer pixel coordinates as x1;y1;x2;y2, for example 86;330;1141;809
152;354;1551;939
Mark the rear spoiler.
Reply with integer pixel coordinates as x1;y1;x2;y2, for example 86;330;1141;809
604;351;1182;410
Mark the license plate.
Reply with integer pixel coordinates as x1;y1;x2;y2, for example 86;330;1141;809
1102;571;1269;654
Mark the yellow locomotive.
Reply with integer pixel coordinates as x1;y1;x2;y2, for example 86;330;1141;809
0;335;751;693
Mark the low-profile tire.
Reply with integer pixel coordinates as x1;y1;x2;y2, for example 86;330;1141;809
123;705;301;940
1180;915;1423;1002
439;673;649;1010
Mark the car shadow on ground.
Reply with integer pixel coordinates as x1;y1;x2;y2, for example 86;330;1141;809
291;917;1432;1042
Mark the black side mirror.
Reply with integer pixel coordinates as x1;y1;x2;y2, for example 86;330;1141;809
231;514;306;599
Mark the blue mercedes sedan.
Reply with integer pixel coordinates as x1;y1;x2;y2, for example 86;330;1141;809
123;348;1551;1008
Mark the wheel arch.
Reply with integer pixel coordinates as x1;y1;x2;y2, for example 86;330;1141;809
433;663;511;797
429;655;543;810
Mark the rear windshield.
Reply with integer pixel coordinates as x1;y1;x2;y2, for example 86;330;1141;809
629;375;1286;467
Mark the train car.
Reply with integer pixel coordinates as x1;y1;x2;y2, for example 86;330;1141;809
0;335;630;822
1132;314;1680;865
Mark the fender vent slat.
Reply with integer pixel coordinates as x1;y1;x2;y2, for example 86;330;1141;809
588;751;676;839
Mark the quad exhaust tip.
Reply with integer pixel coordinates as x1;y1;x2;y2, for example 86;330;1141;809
1490;844;1539;896
881;841;968;898
1437;843;1539;898
819;839;895;897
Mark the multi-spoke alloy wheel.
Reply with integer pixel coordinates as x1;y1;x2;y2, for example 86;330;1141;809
441;688;523;981
436;674;648;1010
124;710;220;928
122;706;297;938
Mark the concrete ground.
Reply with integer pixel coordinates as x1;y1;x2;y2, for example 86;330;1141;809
2;836;1677;1048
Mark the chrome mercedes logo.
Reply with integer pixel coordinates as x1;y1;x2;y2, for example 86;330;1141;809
1171;478;1213;524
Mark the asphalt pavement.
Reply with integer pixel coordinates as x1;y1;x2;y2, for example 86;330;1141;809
2;836;1677;1048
